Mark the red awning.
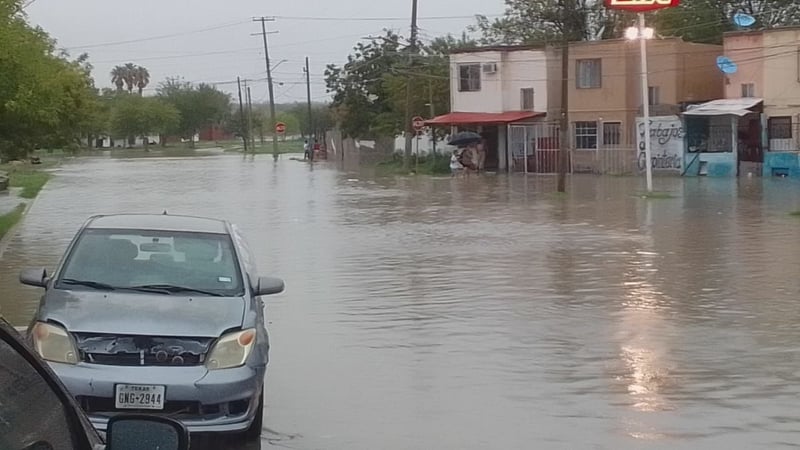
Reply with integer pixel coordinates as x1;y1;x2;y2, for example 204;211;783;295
425;111;544;125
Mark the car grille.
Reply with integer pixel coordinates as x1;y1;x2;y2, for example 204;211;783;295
73;333;214;367
77;396;249;418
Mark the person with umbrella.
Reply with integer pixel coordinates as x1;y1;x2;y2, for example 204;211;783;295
449;131;482;175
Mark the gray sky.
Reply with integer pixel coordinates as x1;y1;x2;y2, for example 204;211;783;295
27;0;504;105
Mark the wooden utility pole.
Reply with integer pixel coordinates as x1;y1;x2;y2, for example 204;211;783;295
246;86;255;151
403;0;419;170
253;17;279;158
305;57;314;140
237;76;249;153
558;40;569;193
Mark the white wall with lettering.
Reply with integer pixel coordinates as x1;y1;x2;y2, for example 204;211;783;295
636;115;685;173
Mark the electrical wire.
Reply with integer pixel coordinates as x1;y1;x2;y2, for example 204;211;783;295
65;20;250;50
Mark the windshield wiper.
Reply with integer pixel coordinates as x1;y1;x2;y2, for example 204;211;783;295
127;284;224;297
61;278;117;291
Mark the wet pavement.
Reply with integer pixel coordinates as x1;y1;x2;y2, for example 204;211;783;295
2;154;800;449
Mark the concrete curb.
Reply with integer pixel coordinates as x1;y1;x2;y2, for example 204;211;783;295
0;187;42;260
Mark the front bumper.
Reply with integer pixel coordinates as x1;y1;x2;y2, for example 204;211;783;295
49;361;265;433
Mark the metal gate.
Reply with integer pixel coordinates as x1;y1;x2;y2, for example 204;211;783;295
508;122;566;174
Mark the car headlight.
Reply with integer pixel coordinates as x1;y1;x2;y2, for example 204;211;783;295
206;329;256;370
32;322;79;365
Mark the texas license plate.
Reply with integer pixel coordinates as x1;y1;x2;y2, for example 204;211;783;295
115;384;165;410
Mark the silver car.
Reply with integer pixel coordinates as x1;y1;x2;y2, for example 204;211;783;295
19;213;285;436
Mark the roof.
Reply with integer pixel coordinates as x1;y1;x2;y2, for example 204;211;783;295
426;111;545;125
724;25;800;38
451;44;545;55
86;214;229;234
682;98;763;117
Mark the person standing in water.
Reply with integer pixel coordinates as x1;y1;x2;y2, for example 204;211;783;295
303;140;311;160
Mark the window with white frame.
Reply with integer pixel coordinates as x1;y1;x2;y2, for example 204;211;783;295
602;122;622;146
576;59;601;89
458;64;481;92
574;121;598;149
648;86;660;106
741;83;755;97
521;88;535;110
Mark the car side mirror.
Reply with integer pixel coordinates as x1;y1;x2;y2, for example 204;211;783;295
254;276;285;296
20;267;48;288
106;415;189;450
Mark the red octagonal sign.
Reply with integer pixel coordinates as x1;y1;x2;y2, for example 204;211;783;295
275;122;286;134
605;0;679;12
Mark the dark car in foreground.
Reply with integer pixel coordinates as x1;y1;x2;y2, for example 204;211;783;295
20;214;285;436
0;316;189;450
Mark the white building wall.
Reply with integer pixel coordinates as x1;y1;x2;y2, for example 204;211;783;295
450;49;549;114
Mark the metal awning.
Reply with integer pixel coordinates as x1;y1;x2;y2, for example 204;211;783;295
425;111;545;125
683;98;763;117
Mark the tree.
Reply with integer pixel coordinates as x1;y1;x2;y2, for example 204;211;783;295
472;0;628;45
111;66;127;92
134;66;150;95
110;95;179;148
0;1;103;160
653;0;800;44
157;79;231;147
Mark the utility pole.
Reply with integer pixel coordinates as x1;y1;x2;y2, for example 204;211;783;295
237;76;249;153
428;79;436;156
246;85;255;151
557;39;569;193
304;57;313;140
253;17;279;159
403;0;419;170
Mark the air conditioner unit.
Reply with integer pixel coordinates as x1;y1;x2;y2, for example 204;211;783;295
482;63;497;74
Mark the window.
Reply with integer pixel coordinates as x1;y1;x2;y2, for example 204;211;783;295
648;86;660;106
58;228;244;296
0;336;76;450
741;83;755;97
768;116;792;139
520;88;535;110
576;59;601;89
458;64;481;92
574;121;598;149
602;122;622;146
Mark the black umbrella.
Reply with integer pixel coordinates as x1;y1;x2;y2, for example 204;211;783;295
448;131;482;147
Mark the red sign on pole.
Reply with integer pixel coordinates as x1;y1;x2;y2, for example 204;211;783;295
275;122;286;134
604;0;679;12
412;116;426;132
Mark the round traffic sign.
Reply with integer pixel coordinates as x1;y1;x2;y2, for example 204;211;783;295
412;116;426;132
275;122;286;134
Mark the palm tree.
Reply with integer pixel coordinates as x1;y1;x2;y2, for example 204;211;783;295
123;63;137;93
134;66;150;96
110;65;127;92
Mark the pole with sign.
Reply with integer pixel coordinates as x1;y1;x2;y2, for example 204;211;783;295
412;116;425;173
606;0;679;192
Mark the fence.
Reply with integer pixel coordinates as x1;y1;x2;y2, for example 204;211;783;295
508;122;636;175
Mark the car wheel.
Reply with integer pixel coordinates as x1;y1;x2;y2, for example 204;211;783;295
244;388;264;439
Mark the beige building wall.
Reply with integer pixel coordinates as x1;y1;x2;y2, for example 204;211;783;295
723;32;765;100
760;28;800;118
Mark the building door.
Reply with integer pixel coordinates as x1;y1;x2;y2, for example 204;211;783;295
480;127;500;171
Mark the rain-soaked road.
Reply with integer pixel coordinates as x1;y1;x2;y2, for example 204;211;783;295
2;153;800;449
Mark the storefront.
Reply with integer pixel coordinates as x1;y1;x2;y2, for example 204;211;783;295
682;98;763;177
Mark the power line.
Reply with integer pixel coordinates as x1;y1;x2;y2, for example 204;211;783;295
271;14;501;22
65;20;249;50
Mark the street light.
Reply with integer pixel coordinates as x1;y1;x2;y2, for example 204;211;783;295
626;17;655;193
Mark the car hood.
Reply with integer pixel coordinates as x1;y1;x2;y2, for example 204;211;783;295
39;289;245;337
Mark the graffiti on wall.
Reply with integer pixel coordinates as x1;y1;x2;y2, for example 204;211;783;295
636;116;685;172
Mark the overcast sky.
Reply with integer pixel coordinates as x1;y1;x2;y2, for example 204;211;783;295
26;0;504;105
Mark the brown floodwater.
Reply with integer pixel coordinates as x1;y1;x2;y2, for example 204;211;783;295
1;153;800;449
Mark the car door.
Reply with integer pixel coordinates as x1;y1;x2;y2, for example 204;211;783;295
0;318;101;450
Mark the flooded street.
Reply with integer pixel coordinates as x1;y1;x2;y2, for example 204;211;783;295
2;154;800;449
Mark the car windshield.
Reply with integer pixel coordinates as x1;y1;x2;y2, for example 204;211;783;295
57;228;244;296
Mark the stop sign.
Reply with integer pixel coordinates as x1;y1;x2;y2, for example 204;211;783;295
275;122;286;134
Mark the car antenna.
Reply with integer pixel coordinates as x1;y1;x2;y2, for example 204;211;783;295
162;209;168;215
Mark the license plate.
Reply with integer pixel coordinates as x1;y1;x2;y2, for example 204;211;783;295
114;384;165;410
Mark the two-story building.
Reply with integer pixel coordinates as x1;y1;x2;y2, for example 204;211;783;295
547;38;723;174
430;38;723;174
426;45;548;172
721;26;800;177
